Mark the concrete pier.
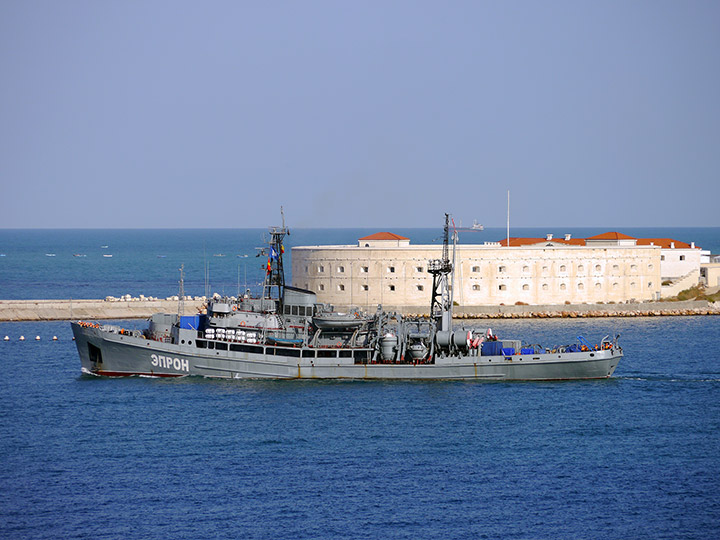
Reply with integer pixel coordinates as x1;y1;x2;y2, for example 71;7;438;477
0;298;716;322
0;298;206;322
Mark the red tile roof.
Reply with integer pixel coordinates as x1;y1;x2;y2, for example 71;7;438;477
497;237;586;246
636;238;695;249
495;232;699;249
585;231;636;241
358;232;410;241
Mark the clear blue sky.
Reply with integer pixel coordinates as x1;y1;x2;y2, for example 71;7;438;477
1;1;718;228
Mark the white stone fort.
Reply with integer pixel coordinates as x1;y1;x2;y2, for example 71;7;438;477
292;231;712;309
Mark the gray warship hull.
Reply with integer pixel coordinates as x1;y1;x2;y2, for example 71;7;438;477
71;322;621;381
70;215;622;381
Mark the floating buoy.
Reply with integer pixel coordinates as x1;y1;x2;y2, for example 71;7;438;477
19;336;25;341
52;336;58;341
3;336;8;341
36;336;41;341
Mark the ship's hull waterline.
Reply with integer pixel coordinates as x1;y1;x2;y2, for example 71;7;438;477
72;323;621;381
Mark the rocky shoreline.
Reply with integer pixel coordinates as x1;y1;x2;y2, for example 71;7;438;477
0;297;717;322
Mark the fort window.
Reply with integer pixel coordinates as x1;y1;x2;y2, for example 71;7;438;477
542;284;548;291
679;255;685;261
388;266;395;273
523;265;529;273
361;266;368;273
522;284;529;291
318;265;325;273
560;283;567;291
613;282;619;290
595;265;601;272
498;266;506;273
498;284;507;291
305;266;308;273
338;284;345;291
472;284;480;291
661;255;665;261
472;266;480;272
559;265;566;272
613;264;619;271
416;266;423;273
578;283;584;290
337;266;345;273
648;282;653;288
648;264;654;270
362;285;368;291
578;265;584;272
595;283;601;290
417;285;424;291
542;266;548;274
318;284;324;291
630;282;637;289
389;285;395;291
631;265;637;271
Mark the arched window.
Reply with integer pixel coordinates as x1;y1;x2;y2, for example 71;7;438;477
472;284;480;291
522;284;529;291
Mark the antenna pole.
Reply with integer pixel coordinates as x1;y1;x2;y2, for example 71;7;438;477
178;264;185;316
507;190;510;247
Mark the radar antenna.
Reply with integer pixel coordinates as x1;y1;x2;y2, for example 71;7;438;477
428;214;453;331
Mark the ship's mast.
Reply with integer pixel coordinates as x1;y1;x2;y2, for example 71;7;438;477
178;264;185;316
262;208;289;310
428;213;453;332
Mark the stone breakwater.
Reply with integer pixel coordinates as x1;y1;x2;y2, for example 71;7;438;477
385;300;720;319
0;298;718;322
0;297;206;322
447;306;720;319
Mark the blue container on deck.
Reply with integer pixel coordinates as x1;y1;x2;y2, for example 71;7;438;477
521;347;535;355
501;347;515;356
481;341;504;356
179;315;200;330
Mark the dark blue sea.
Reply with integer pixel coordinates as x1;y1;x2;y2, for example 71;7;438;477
1;228;719;539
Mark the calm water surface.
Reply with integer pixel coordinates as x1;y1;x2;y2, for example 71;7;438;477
1;316;719;539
